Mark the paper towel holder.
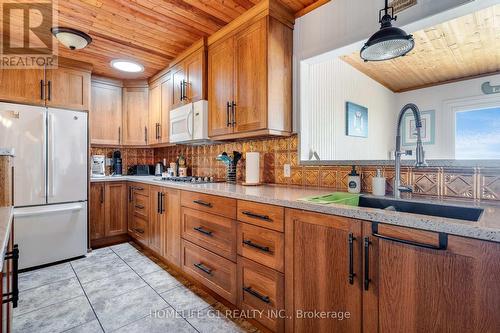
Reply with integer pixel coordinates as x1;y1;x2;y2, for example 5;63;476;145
242;151;262;186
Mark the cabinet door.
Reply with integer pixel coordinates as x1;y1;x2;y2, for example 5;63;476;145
164;188;181;267
0;68;45;105
90;81;122;145
104;182;127;237
233;19;267;133
185;49;205;103
208;37;234;137
46;67;90;110
122;87;149;145
363;223;500;333
171;65;185;109
89;183;105;240
160;77;172;143
285;209;362;333
149;186;163;255
148;84;162;144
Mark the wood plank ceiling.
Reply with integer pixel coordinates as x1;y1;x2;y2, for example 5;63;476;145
341;4;500;92
55;0;328;79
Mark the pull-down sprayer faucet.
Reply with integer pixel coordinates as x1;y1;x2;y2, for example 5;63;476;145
394;103;427;199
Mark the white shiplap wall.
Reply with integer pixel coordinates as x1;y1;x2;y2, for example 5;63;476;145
300;58;397;161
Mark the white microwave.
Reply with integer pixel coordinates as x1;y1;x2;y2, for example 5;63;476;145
169;100;210;144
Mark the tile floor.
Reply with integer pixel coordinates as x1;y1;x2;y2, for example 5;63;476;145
13;242;259;333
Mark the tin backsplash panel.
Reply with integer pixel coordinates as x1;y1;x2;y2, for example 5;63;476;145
90;147;154;175
154;134;500;202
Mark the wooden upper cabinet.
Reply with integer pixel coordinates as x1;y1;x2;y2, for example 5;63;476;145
90;78;123;145
148;83;162;144
0;68;45;106
285;209;362;333
89;183;105;241
171;65;185;109
233;19;267;133
122;83;149;145
207;12;293;140
208;37;234;137
45;65;91;111
160;77;172;143
362;223;500;333
184;49;206;103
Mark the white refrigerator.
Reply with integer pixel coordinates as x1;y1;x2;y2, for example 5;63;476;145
0;102;88;269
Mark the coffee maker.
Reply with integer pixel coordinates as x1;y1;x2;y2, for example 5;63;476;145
112;150;122;176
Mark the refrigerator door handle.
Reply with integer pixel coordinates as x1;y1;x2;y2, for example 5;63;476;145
14;203;84;217
47;113;55;198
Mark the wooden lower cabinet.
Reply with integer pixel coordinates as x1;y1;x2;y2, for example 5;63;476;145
363;222;500;333
237;256;284;332
128;183;150;246
181;240;237;304
90;182;127;246
285;209;362;333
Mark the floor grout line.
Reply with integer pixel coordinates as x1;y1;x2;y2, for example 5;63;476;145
111;245;202;333
69;262;107;333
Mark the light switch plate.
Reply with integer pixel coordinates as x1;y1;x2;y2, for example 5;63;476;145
284;164;291;177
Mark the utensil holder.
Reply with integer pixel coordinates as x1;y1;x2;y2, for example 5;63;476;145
226;163;237;184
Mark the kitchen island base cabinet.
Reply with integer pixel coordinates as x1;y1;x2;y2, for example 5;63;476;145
362;222;500;333
285;209;363;333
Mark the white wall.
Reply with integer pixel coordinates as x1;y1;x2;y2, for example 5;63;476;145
300;58;396;161
293;0;500;131
397;73;500;159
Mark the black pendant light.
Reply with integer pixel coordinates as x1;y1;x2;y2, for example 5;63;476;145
360;0;414;62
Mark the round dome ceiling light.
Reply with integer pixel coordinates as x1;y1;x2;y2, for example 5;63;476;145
360;0;415;62
51;27;92;50
110;59;144;73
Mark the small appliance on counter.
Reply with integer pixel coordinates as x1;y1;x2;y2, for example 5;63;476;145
112;150;122;176
128;164;154;176
155;162;164;176
91;155;106;177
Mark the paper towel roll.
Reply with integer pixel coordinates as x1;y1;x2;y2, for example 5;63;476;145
245;152;260;184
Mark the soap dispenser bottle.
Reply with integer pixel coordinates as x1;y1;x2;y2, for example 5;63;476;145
348;166;361;194
372;168;387;196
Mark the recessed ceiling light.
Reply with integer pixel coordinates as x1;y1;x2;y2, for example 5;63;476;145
110;59;144;73
51;27;92;50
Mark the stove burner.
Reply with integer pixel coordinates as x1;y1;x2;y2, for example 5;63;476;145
156;176;216;184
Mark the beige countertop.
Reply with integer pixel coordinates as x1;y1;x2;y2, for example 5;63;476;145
0;206;13;271
91;176;500;243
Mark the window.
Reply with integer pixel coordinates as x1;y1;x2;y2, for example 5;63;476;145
455;107;500;159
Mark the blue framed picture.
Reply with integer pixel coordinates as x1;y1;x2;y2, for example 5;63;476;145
402;110;435;146
346;101;368;138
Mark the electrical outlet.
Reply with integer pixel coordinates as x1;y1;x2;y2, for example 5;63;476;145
284;164;291;177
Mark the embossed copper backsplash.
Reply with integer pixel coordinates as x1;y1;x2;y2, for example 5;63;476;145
90;147;154;175
154;135;500;202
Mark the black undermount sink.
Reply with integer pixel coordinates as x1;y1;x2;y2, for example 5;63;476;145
358;196;483;222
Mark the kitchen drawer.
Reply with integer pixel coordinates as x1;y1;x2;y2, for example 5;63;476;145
237;256;284;332
130;216;148;245
181;207;237;261
181;191;236;219
237;222;284;272
129;182;150;197
237;200;284;232
132;193;149;219
181;240;237;304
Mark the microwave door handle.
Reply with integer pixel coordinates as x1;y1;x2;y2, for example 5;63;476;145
187;108;193;138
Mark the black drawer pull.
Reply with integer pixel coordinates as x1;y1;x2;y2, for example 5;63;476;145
241;211;271;221
348;233;356;285
194;226;213;237
194;263;212;275
134;228;145;234
371;222;448;250
364;237;371;291
243;240;270;253
3;245;19;308
135;204;144;209
243;287;270;304
133;186;144;191
193;200;212;208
